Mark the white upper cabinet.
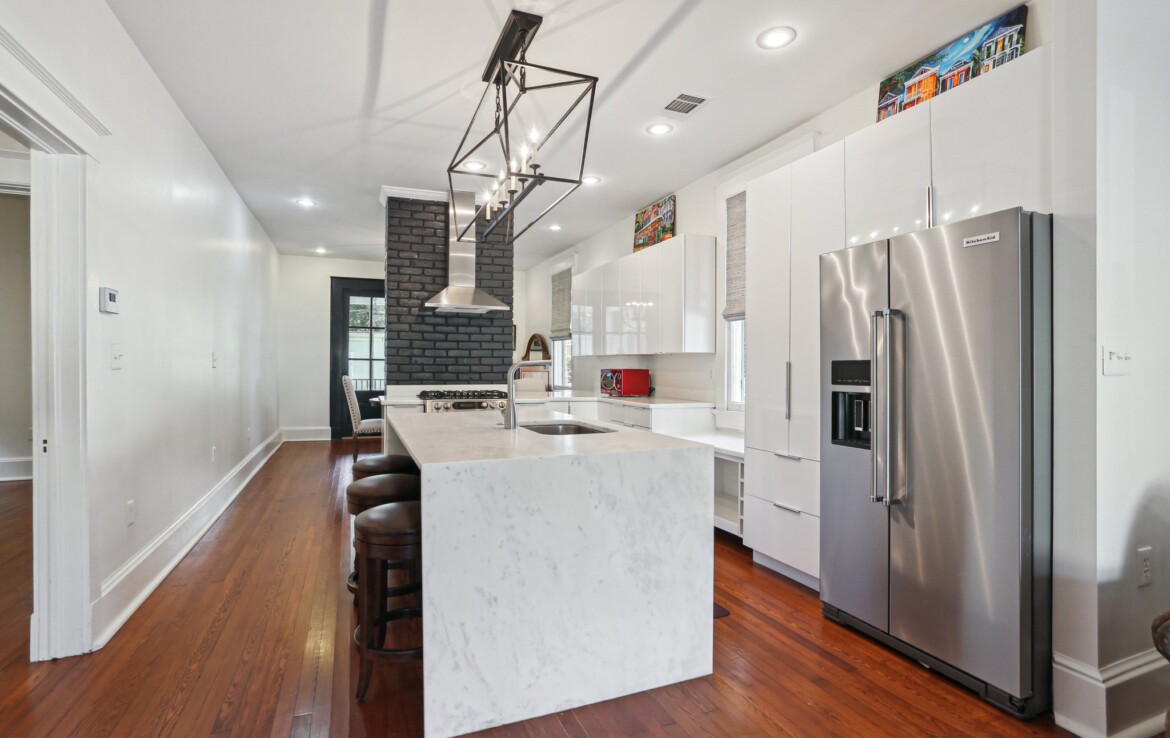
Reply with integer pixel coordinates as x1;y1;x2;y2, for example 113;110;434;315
571;235;715;357
744;165;793;455
930;46;1051;221
844;101;932;246
788;142;845;461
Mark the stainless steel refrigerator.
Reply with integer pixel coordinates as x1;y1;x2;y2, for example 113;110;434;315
819;207;1052;719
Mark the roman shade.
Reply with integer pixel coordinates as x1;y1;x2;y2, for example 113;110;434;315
550;268;572;339
723;191;746;319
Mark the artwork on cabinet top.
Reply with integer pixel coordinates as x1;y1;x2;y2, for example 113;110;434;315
633;194;675;251
875;4;1028;122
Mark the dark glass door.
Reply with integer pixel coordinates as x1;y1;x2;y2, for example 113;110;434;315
330;277;387;439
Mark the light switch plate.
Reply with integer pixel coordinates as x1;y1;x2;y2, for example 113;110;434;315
99;287;120;314
111;343;124;370
1102;342;1133;376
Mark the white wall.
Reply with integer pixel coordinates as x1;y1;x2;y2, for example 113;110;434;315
276;254;384;438
0;1;281;646
0;194;31;480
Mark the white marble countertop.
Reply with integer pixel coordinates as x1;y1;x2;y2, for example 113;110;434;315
386;407;704;465
663;429;746;461
376;391;714;409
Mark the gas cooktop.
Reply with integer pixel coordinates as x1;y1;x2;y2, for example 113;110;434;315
417;390;508;401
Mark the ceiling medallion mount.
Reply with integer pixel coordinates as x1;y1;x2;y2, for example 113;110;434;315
447;10;598;245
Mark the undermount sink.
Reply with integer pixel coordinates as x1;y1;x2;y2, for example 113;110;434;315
521;422;614;436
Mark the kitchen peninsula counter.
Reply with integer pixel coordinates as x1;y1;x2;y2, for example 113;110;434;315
383;408;714;737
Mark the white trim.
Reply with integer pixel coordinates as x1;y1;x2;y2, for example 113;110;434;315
1054;650;1170;738
1055;649;1168;687
91;430;283;648
380;185;447;207
0;457;33;481
29;150;91;661
281;426;332;442
0;23;110;136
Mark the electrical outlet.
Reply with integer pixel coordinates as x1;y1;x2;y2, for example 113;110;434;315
246;427;252;443
1137;545;1153;588
211;445;217;463
111;343;124;370
125;499;135;526
211;351;218;369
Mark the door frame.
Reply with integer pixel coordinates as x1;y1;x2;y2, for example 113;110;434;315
329;277;387;439
0;81;92;660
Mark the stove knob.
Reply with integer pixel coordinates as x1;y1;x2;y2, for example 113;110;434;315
480;402;487;408
443;402;452;410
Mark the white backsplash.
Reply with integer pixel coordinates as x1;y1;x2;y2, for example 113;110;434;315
571;353;715;403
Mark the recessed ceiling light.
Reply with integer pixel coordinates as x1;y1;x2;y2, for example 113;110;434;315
314;247;327;254
296;198;316;207
756;26;797;50
646;122;673;136
548;224;562;231
582;175;602;185
464;160;487;171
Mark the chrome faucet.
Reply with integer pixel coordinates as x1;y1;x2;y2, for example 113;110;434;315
504;360;552;429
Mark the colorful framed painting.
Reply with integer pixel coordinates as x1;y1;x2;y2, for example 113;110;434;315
876;5;1028;122
633;194;675;251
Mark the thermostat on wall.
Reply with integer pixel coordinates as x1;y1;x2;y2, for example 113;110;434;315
99;287;120;314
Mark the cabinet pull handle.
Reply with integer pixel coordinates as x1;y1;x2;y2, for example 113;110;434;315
773;451;802;462
925;185;934;229
784;361;792;420
772;502;801;515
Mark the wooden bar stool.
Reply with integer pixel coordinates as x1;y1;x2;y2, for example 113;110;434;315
355;500;422;702
346;474;421;595
352;454;419;481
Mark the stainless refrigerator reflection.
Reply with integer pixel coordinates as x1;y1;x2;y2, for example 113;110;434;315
819;208;1052;719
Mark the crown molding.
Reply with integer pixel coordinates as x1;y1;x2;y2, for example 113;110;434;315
379;185;448;207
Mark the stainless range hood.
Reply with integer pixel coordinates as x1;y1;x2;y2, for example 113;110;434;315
424;190;510;315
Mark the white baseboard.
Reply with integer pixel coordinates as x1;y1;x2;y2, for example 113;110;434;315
1054;649;1169;738
281;426;331;442
0;456;32;481
751;550;820;592
90;430;284;648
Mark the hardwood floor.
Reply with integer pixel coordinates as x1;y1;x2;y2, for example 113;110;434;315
0;442;1073;737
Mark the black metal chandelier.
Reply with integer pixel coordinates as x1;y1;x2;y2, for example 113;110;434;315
447;11;597;245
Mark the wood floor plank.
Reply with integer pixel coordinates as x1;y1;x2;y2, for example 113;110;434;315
0;444;1075;738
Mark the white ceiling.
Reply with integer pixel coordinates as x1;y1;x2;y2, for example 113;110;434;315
106;0;1022;269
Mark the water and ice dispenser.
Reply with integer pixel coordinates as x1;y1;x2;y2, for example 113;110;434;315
830;360;871;450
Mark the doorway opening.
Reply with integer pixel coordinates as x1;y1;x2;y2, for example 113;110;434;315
329;277;387;439
0;138;32;669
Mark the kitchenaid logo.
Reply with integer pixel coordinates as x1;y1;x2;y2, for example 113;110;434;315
962;232;1000;248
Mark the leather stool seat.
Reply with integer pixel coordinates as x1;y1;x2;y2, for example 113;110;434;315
355;501;422;547
346;474;421;516
354;500;423;701
352;454;419;480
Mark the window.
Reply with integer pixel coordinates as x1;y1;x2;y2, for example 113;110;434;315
726;318;745;411
347;294;387;392
552;337;573;390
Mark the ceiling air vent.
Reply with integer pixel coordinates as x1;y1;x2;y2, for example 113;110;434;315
660;93;710;120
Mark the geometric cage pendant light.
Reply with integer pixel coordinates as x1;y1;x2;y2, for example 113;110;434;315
447;10;597;245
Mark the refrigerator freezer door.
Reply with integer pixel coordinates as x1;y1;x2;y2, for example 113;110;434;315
819;240;890;631
887;208;1030;697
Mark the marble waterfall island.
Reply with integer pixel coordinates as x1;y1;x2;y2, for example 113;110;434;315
384;408;714;737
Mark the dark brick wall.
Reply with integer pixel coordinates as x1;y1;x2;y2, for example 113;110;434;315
384;197;514;384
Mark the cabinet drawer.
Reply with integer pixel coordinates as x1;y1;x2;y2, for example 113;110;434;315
744;448;819;517
624;406;651;429
598;402;650;430
743;494;820;579
565;402;598;421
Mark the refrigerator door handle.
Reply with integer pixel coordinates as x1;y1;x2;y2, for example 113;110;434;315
870;309;884;504
884;308;903;507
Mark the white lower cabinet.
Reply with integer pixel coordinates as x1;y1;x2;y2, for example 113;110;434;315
565;401;598;421
743;448;820;581
743;494;820;582
546;401;571;414
597;402;711;433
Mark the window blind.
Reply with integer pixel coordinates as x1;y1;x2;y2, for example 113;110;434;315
723;191;746;319
550;268;572;339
